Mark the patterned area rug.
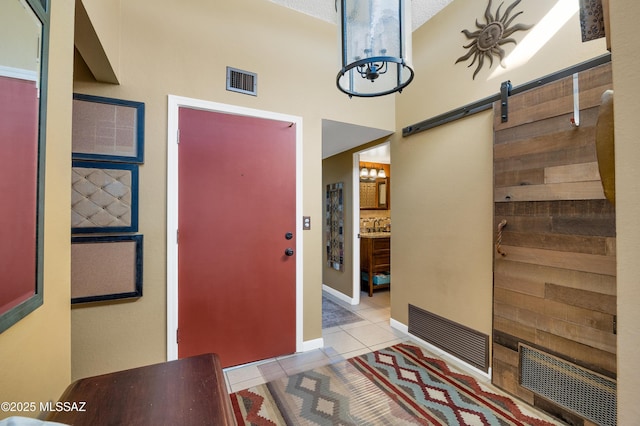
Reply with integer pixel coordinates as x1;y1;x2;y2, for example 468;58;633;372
230;343;556;425
321;297;363;328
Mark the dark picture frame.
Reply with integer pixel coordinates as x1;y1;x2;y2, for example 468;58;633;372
71;160;139;234
72;93;145;163
71;234;143;304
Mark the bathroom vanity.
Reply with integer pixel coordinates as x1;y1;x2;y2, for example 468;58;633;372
360;233;391;297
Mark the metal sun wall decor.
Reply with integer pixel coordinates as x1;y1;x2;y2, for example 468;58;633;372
455;0;532;80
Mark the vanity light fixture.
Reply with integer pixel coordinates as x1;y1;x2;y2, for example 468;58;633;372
361;164;387;180
336;0;414;97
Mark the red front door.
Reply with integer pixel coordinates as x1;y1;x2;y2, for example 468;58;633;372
177;107;296;367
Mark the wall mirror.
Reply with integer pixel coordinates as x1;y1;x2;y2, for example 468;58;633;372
0;0;49;334
378;179;388;209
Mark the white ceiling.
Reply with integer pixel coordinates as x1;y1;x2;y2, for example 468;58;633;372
269;0;454;31
269;0;454;161
322;119;393;159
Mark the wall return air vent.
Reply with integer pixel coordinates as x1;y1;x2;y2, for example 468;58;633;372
226;66;257;96
408;304;489;372
520;344;616;426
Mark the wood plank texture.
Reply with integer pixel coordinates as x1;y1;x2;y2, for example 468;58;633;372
494;108;598;146
545;162;601;184
494;115;597;157
494;260;616;296
493;161;601;190
494;144;597;175
498;231;611;255
496;245;615;276
495;181;605;202
492;62;616;420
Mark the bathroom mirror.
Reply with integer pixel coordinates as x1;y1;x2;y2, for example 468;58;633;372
0;0;49;334
378;179;388;209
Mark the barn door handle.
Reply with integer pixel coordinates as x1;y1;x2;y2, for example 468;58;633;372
496;219;507;257
284;248;294;256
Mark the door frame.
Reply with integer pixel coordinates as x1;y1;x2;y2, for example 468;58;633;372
166;95;304;361
350;150;362;306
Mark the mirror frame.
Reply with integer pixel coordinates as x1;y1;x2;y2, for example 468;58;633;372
0;0;50;334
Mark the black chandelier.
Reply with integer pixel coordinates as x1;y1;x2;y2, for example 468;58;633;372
337;0;414;97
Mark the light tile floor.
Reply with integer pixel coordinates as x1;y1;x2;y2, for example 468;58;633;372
224;289;398;393
223;289;563;424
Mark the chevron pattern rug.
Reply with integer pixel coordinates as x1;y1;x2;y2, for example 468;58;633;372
230;343;557;425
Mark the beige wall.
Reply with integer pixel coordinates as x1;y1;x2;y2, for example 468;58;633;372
609;0;640;421
74;0;120;83
0;0;74;419
390;111;494;330
71;0;396;379
80;0;120;76
392;0;608;342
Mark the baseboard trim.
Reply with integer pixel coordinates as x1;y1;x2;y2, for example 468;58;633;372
322;284;357;305
301;337;324;352
390;318;408;334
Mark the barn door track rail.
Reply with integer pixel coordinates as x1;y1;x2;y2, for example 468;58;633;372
402;53;610;137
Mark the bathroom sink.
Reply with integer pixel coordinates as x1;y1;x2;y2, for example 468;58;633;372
360;232;391;238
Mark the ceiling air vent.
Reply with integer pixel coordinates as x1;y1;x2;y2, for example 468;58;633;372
226;67;257;96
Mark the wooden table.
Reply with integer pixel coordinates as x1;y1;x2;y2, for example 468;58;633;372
46;353;236;426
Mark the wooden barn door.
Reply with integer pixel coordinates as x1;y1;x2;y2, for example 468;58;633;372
492;63;616;422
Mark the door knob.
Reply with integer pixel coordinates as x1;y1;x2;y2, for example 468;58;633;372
285;232;293;240
284;248;294;256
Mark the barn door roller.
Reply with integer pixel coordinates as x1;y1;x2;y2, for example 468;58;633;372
500;80;512;123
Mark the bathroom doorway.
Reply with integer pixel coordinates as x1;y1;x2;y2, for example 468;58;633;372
353;142;391;308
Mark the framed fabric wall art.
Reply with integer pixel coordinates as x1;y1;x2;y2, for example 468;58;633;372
71;234;143;304
72;93;145;163
72;160;139;233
